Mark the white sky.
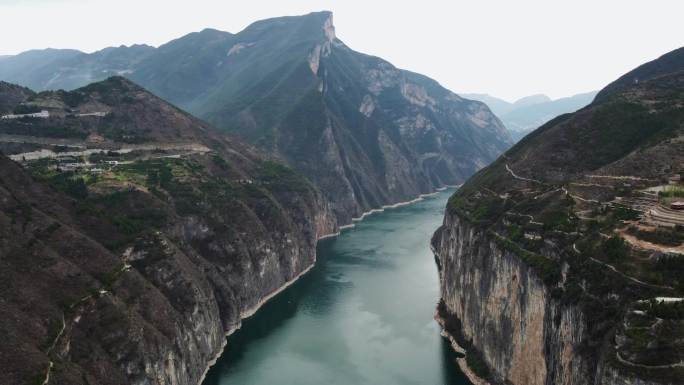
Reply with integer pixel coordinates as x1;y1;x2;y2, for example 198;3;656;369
1;0;682;101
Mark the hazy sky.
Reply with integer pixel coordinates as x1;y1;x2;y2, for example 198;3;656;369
1;0;682;101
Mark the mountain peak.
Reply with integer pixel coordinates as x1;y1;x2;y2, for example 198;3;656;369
79;75;141;93
198;27;232;37
512;93;551;107
294;10;334;26
242;11;336;41
320;11;336;42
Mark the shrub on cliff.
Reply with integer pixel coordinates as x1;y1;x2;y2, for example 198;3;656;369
465;349;491;380
601;236;629;262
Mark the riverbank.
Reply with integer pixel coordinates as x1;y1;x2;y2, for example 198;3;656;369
434;311;490;385
199;185;464;385
350;186;460;223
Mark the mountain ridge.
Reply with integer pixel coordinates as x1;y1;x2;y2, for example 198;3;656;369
596;46;684;102
0;11;513;223
463;90;598;141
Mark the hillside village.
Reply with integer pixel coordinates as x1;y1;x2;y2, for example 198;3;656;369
449;156;684;382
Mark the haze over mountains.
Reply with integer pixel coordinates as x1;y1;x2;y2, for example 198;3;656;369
0;11;512;223
463;91;598;141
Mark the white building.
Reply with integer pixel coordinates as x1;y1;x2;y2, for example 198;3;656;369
1;110;50;119
76;111;108;117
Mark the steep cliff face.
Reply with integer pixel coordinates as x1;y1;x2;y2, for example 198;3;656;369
433;50;684;385
434;211;680;385
433;213;590;385
0;78;336;385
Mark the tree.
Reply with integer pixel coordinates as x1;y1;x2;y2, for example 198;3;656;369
602;236;628;262
66;178;88;200
147;170;159;187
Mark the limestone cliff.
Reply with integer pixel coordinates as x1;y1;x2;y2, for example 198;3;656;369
433;213;590;385
433;50;684;385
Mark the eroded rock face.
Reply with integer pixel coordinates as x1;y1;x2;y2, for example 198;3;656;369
285;33;512;223
434;214;674;385
433;212;590;385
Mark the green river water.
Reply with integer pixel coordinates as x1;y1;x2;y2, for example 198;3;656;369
203;189;471;385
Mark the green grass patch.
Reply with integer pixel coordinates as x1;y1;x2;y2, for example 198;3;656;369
601;236;630;262
659;185;684;198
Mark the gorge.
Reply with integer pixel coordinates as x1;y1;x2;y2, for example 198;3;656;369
1;6;683;385
202;189;471;385
0;30;501;384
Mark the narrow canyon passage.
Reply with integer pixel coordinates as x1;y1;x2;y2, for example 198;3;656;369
203;189;471;385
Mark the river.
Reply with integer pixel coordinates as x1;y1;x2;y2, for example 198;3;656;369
203;189;471;385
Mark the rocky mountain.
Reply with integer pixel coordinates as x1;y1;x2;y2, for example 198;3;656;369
464;91;597;141
433;48;684;385
0;77;337;385
0;11;512;223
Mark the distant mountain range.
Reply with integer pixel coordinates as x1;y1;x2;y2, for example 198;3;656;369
0;46;154;91
0;11;512;223
463;91;597;141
